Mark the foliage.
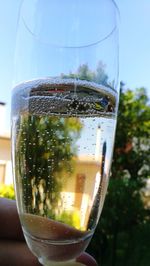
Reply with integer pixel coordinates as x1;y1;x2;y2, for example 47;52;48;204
56;210;81;230
61;61;109;86
0;184;15;200
15;114;82;217
112;86;150;180
87;86;150;266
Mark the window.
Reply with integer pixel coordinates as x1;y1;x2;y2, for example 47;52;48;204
74;173;86;208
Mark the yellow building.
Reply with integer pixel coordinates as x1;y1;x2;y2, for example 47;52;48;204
0;102;12;185
0;133;12;184
59;155;103;229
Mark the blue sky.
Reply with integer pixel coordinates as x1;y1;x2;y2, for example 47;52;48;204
0;0;150;130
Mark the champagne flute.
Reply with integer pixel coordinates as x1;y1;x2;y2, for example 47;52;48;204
11;0;119;265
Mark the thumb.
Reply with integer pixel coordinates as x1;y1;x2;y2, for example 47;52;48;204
77;252;98;266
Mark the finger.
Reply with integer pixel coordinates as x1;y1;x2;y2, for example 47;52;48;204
77;252;98;266
0;199;98;266
0;197;24;241
0;241;98;266
0;240;41;266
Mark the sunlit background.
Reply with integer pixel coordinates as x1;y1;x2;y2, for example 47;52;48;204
0;1;150;265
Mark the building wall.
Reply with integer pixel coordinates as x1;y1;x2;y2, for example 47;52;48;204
59;158;101;229
0;134;13;185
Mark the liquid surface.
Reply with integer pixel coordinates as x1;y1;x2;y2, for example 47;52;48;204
12;78;118;261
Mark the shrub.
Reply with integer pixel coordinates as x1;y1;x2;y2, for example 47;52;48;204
0;184;15;200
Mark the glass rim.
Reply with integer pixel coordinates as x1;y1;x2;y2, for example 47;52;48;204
20;0;120;49
23;18;118;49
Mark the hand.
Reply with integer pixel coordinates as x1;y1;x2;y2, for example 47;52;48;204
0;198;97;266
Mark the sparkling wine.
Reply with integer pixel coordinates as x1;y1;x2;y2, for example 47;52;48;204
12;78;118;262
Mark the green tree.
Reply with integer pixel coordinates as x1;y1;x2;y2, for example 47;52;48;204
16;115;82;217
87;86;150;266
62;61;109;86
112;86;150;180
94;61;108;85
